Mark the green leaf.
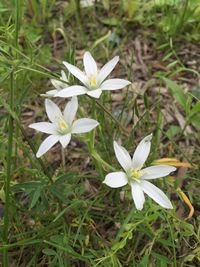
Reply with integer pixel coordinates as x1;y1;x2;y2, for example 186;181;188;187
43;239;88;261
191;101;200;115
42;248;57;256
181;222;194;237
190;113;200;129
12;181;43;192
185;95;192;116
151;252;171;264
101;18;119;26
91;30;111;50
163;78;187;109
166;125;182;139
30;188;41;209
102;0;110;10
138;255;149;267
122;0;138;18
183;254;195;262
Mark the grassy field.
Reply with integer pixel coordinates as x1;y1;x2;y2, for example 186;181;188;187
0;0;200;266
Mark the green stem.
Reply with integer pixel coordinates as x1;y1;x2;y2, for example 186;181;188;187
0;97;52;181
14;0;20;170
20;125;52;181
74;0;82;26
114;206;135;243
87;96;129;136
4;2;20;262
15;0;20;49
61;147;66;170
74;0;85;43
163;211;177;267
3;71;14;267
176;0;189;35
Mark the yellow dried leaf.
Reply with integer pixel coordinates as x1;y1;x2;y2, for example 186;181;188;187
153;158;194;168
153;158;179;163
177;187;194;219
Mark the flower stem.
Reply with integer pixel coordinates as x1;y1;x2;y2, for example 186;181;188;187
88;96;129;136
61;147;66;170
3;71;14;267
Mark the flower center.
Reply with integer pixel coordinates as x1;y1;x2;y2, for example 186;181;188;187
88;75;97;87
56;117;69;134
130;169;142;182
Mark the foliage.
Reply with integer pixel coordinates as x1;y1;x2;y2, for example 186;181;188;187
0;0;199;266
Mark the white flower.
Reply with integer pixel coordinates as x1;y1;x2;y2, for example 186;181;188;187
80;0;97;8
29;97;99;158
55;51;131;99
103;134;176;210
42;70;68;97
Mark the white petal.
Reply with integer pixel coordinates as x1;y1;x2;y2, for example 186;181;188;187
64;97;78;125
45;99;62;123
140;180;173;209
72;119;99;134
55;86;87;98
103;172;128;188
87;89;102;98
59;134;71;148
83;51;97;76
100;79;131;90
63;61;87;84
51;79;66;90
131;182;145;210
50;71;68;90
80;0;94;8
61;70;68;82
141;165;176;180
132;134;152;170
50;79;61;89
113;141;132;172
36;135;59;158
29;122;56;134
42;89;58;97
97;56;119;84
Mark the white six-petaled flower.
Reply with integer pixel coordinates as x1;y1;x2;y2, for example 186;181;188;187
55;51;131;99
103;134;176;210
29;97;99;158
42;70;69;97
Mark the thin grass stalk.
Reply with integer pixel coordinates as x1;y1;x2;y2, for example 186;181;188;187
3;71;14;267
0;95;53;181
176;0;189;35
87;96;129;136
75;0;81;25
15;0;20;48
14;0;20;169
163;211;177;267
74;0;85;43
114;206;135;243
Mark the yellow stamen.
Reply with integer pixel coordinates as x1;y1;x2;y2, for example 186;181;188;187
131;170;141;178
59;119;68;130
55;116;68;133
88;75;97;86
130;170;142;181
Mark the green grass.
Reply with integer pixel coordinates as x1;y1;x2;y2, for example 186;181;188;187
0;0;200;266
